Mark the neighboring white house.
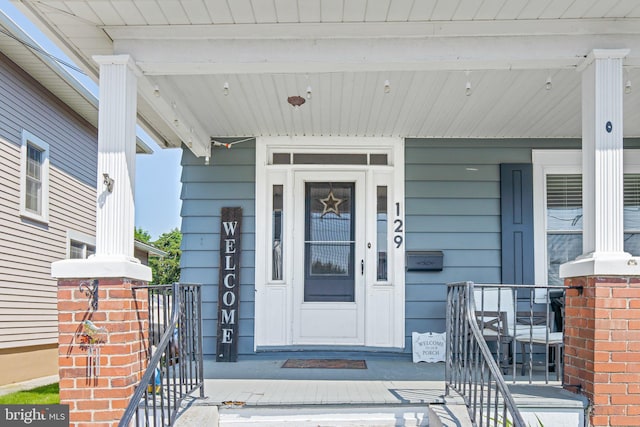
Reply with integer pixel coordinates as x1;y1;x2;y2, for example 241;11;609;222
0;11;158;386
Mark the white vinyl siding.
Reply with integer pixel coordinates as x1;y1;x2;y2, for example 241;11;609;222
0;53;97;350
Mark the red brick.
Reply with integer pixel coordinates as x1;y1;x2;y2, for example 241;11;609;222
69;410;92;422
590;415;609;426
594;383;628;394
595;341;627;351
612;309;640;319
595;298;627;309
594;362;628;373
593;404;627;415
612;352;640;362
93;410;122;422
612;395;640;405
611;373;640;383
76;399;110;410
111;376;137;387
612;288;640;298
612;331;640;341
610;416;640;426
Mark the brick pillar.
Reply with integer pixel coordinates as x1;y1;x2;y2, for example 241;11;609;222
58;278;148;427
564;276;640;427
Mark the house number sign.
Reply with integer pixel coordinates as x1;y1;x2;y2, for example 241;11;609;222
394;202;404;248
216;207;242;362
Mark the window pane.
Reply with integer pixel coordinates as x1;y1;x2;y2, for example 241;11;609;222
272;153;290;164
547;234;582;285
547;174;582;232
86;245;96;258
307;243;351;276
294;153;367;165
625;174;640;231
272;185;283;280
27;145;42;180
376;186;388;280
25;178;41;214
25;143;43;214
370;154;388;165
70;241;84;259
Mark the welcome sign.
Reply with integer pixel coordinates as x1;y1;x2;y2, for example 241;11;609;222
216;207;242;362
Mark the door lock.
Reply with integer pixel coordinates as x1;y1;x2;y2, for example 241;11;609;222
361;260;364;275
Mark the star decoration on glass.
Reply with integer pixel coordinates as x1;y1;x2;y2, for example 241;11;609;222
320;190;343;217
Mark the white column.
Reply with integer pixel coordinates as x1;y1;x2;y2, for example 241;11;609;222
581;49;628;257
52;55;151;281
93;55;137;259
560;49;639;278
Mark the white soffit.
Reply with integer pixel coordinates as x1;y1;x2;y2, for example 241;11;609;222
11;0;640;150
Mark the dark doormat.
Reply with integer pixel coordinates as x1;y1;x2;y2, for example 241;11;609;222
282;359;367;369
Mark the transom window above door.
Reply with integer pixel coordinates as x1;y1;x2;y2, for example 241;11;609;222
271;152;389;166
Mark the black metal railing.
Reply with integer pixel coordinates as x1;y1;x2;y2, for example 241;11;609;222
446;281;565;427
120;283;204;427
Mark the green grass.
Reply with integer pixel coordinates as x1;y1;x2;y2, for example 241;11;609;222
0;383;59;405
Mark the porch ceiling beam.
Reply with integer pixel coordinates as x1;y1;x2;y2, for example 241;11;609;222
104;19;640;40
135;71;211;158
113;35;640;76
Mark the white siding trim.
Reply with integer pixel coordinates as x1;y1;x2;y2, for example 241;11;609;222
19;130;50;224
66;229;96;259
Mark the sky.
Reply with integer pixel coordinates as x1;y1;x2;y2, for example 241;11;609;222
0;2;183;240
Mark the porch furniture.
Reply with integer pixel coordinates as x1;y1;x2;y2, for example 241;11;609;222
473;287;549;370
516;332;564;381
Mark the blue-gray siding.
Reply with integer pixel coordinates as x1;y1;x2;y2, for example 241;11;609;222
181;138;603;356
401;139;584;350
180;142;256;356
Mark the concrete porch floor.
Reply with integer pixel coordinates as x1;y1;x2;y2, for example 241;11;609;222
201;354;446;406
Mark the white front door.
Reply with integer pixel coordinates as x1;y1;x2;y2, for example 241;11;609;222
292;171;366;345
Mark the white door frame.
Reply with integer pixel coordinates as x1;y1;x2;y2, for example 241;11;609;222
254;136;405;350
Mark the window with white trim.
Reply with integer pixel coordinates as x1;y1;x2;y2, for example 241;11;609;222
533;150;640;285
67;230;96;259
20;131;50;223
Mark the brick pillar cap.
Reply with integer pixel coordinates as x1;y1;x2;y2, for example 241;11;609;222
52;257;152;281
560;253;640;279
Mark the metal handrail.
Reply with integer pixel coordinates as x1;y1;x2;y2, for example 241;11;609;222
119;283;204;427
446;281;527;427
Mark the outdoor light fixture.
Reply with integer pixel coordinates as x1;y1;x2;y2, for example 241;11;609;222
306;86;312;99
287;95;305;107
102;173;114;193
545;76;552;90
465;81;472;96
153;85;160;97
626;79;632;94
223;82;229;96
384;80;391;93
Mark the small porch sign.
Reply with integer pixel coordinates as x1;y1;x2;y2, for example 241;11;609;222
216;207;242;362
412;332;446;363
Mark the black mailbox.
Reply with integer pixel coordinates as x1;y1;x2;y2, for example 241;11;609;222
406;251;444;271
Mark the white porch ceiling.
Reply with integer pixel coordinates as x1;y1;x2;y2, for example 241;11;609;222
12;0;640;156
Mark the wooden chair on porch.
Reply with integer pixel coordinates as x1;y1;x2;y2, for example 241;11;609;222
473;287;551;373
